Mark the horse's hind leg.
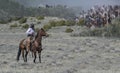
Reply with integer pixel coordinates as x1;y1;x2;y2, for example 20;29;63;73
25;51;29;62
22;50;25;62
33;52;37;63
32;52;34;57
16;47;21;61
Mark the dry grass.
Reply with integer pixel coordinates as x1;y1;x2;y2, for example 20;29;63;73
0;17;120;73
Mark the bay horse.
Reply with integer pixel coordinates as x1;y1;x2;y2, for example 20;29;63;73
31;28;48;63
16;28;48;63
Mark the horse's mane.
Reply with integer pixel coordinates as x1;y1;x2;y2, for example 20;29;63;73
35;28;45;40
35;30;39;40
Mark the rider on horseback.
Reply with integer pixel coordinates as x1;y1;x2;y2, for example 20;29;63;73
26;23;35;37
26;23;35;50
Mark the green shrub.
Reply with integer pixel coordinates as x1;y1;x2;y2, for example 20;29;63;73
18;24;22;27
30;18;33;20
22;24;29;29
0;20;7;24
104;22;120;37
43;24;52;31
36;16;44;20
77;18;85;26
12;16;22;21
90;28;104;36
73;18;120;37
0;19;11;24
56;20;66;26
49;21;57;27
37;21;41;24
89;22;120;37
65;28;73;33
10;23;18;28
79;30;89;37
8;18;12;22
49;20;66;27
19;17;27;24
65;20;75;26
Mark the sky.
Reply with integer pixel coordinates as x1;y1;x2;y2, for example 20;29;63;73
38;0;119;6
42;0;119;9
16;0;120;10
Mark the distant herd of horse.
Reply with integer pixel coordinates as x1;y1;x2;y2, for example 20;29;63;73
16;28;48;63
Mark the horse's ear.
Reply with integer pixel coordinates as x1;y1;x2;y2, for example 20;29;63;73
41;28;44;31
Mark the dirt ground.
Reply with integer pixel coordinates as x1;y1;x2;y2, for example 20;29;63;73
0;17;120;73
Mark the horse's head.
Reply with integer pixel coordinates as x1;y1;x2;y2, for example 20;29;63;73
37;28;48;37
35;28;49;40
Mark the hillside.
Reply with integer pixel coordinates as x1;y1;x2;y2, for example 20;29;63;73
0;0;27;22
0;0;75;23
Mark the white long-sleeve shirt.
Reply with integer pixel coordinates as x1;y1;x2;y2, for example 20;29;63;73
26;28;35;36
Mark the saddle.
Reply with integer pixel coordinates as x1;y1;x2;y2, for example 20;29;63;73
23;37;34;46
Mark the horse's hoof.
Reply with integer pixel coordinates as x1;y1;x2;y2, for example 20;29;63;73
24;60;26;62
24;60;27;62
33;60;36;63
16;59;19;62
16;60;19;62
39;61;41;63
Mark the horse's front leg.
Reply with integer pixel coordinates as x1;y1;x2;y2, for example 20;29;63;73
38;47;42;63
38;52;41;63
33;51;37;63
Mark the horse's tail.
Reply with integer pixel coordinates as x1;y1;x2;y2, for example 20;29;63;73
16;39;25;61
